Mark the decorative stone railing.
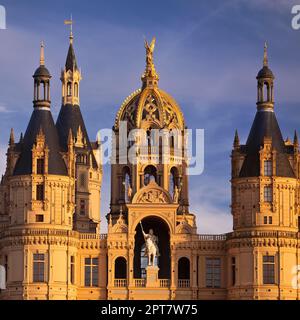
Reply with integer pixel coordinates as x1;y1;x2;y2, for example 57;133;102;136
159;279;170;288
227;230;299;240
198;234;227;241
114;279;127;287
178;279;190;288
79;233;107;240
134;279;146;287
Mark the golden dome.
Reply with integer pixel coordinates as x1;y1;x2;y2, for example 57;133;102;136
114;38;185;131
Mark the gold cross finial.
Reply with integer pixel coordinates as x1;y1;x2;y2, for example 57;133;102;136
64;14;74;44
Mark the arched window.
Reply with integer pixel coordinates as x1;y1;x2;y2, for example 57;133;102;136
114;257;127;279
74;83;79;97
67;82;72;96
263;82;269;102
122;167;131;202
178;257;190;288
144;165;157;186
178;257;190;280
169;167;179;198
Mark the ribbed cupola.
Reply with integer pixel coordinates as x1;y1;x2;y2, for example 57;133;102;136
13;43;67;176
239;43;294;178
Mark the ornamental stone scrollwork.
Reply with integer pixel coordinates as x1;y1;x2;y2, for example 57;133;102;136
111;212;128;233
175;220;193;234
132;181;172;204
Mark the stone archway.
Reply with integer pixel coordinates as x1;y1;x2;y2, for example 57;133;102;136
134;216;170;279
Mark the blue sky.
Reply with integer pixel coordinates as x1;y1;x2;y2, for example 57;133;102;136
0;0;300;234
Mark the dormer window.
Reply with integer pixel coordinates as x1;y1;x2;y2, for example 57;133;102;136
67;82;72;96
37;158;44;175
264;160;272;176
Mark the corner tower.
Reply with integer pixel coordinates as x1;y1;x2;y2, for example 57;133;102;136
0;44;77;300
56;29;102;233
228;43;299;300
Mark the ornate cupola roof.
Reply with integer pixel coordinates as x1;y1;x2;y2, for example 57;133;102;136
14;43;67;176
238;43;294;178
33;42;51;78
256;42;274;80
114;37;185;131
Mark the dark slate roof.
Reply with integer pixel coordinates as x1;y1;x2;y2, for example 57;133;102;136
33;65;51;78
65;43;78;71
257;66;274;79
56;104;98;169
13;109;67;176
239;110;295;178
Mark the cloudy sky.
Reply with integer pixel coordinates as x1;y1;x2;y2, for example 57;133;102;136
0;0;299;234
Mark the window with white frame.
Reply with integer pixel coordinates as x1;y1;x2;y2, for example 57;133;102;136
206;258;221;288
263;255;275;284
33;253;45;283
84;257;98;287
264;160;272;176
264;186;272;202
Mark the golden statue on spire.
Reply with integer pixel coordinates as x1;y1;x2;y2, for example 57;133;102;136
142;37;159;83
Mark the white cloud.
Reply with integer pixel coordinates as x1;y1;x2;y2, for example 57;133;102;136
194;204;232;235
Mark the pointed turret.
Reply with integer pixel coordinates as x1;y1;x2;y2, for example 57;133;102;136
233;130;240;148
294;130;299;147
13;43;67;176
239;43;294;178
56;28;98;169
9;128;15;146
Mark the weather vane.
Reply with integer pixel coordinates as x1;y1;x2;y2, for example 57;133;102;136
64;14;74;42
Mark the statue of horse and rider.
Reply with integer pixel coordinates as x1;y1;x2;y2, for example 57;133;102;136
139;221;160;266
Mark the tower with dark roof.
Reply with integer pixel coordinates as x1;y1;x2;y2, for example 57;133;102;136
56;30;102;233
228;44;300;299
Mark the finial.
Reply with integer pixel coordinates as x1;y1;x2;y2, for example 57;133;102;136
9;128;15;146
142;37;159;85
294;130;299;146
40;41;45;66
263;41;268;67
234;129;240;148
19;132;23;143
68;128;73;145
64;15;74;44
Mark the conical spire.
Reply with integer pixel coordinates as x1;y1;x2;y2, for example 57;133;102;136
64;17;78;71
263;41;268;67
141;37;159;87
294;130;299;146
9;128;15;146
40;41;45;66
233;129;240;148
